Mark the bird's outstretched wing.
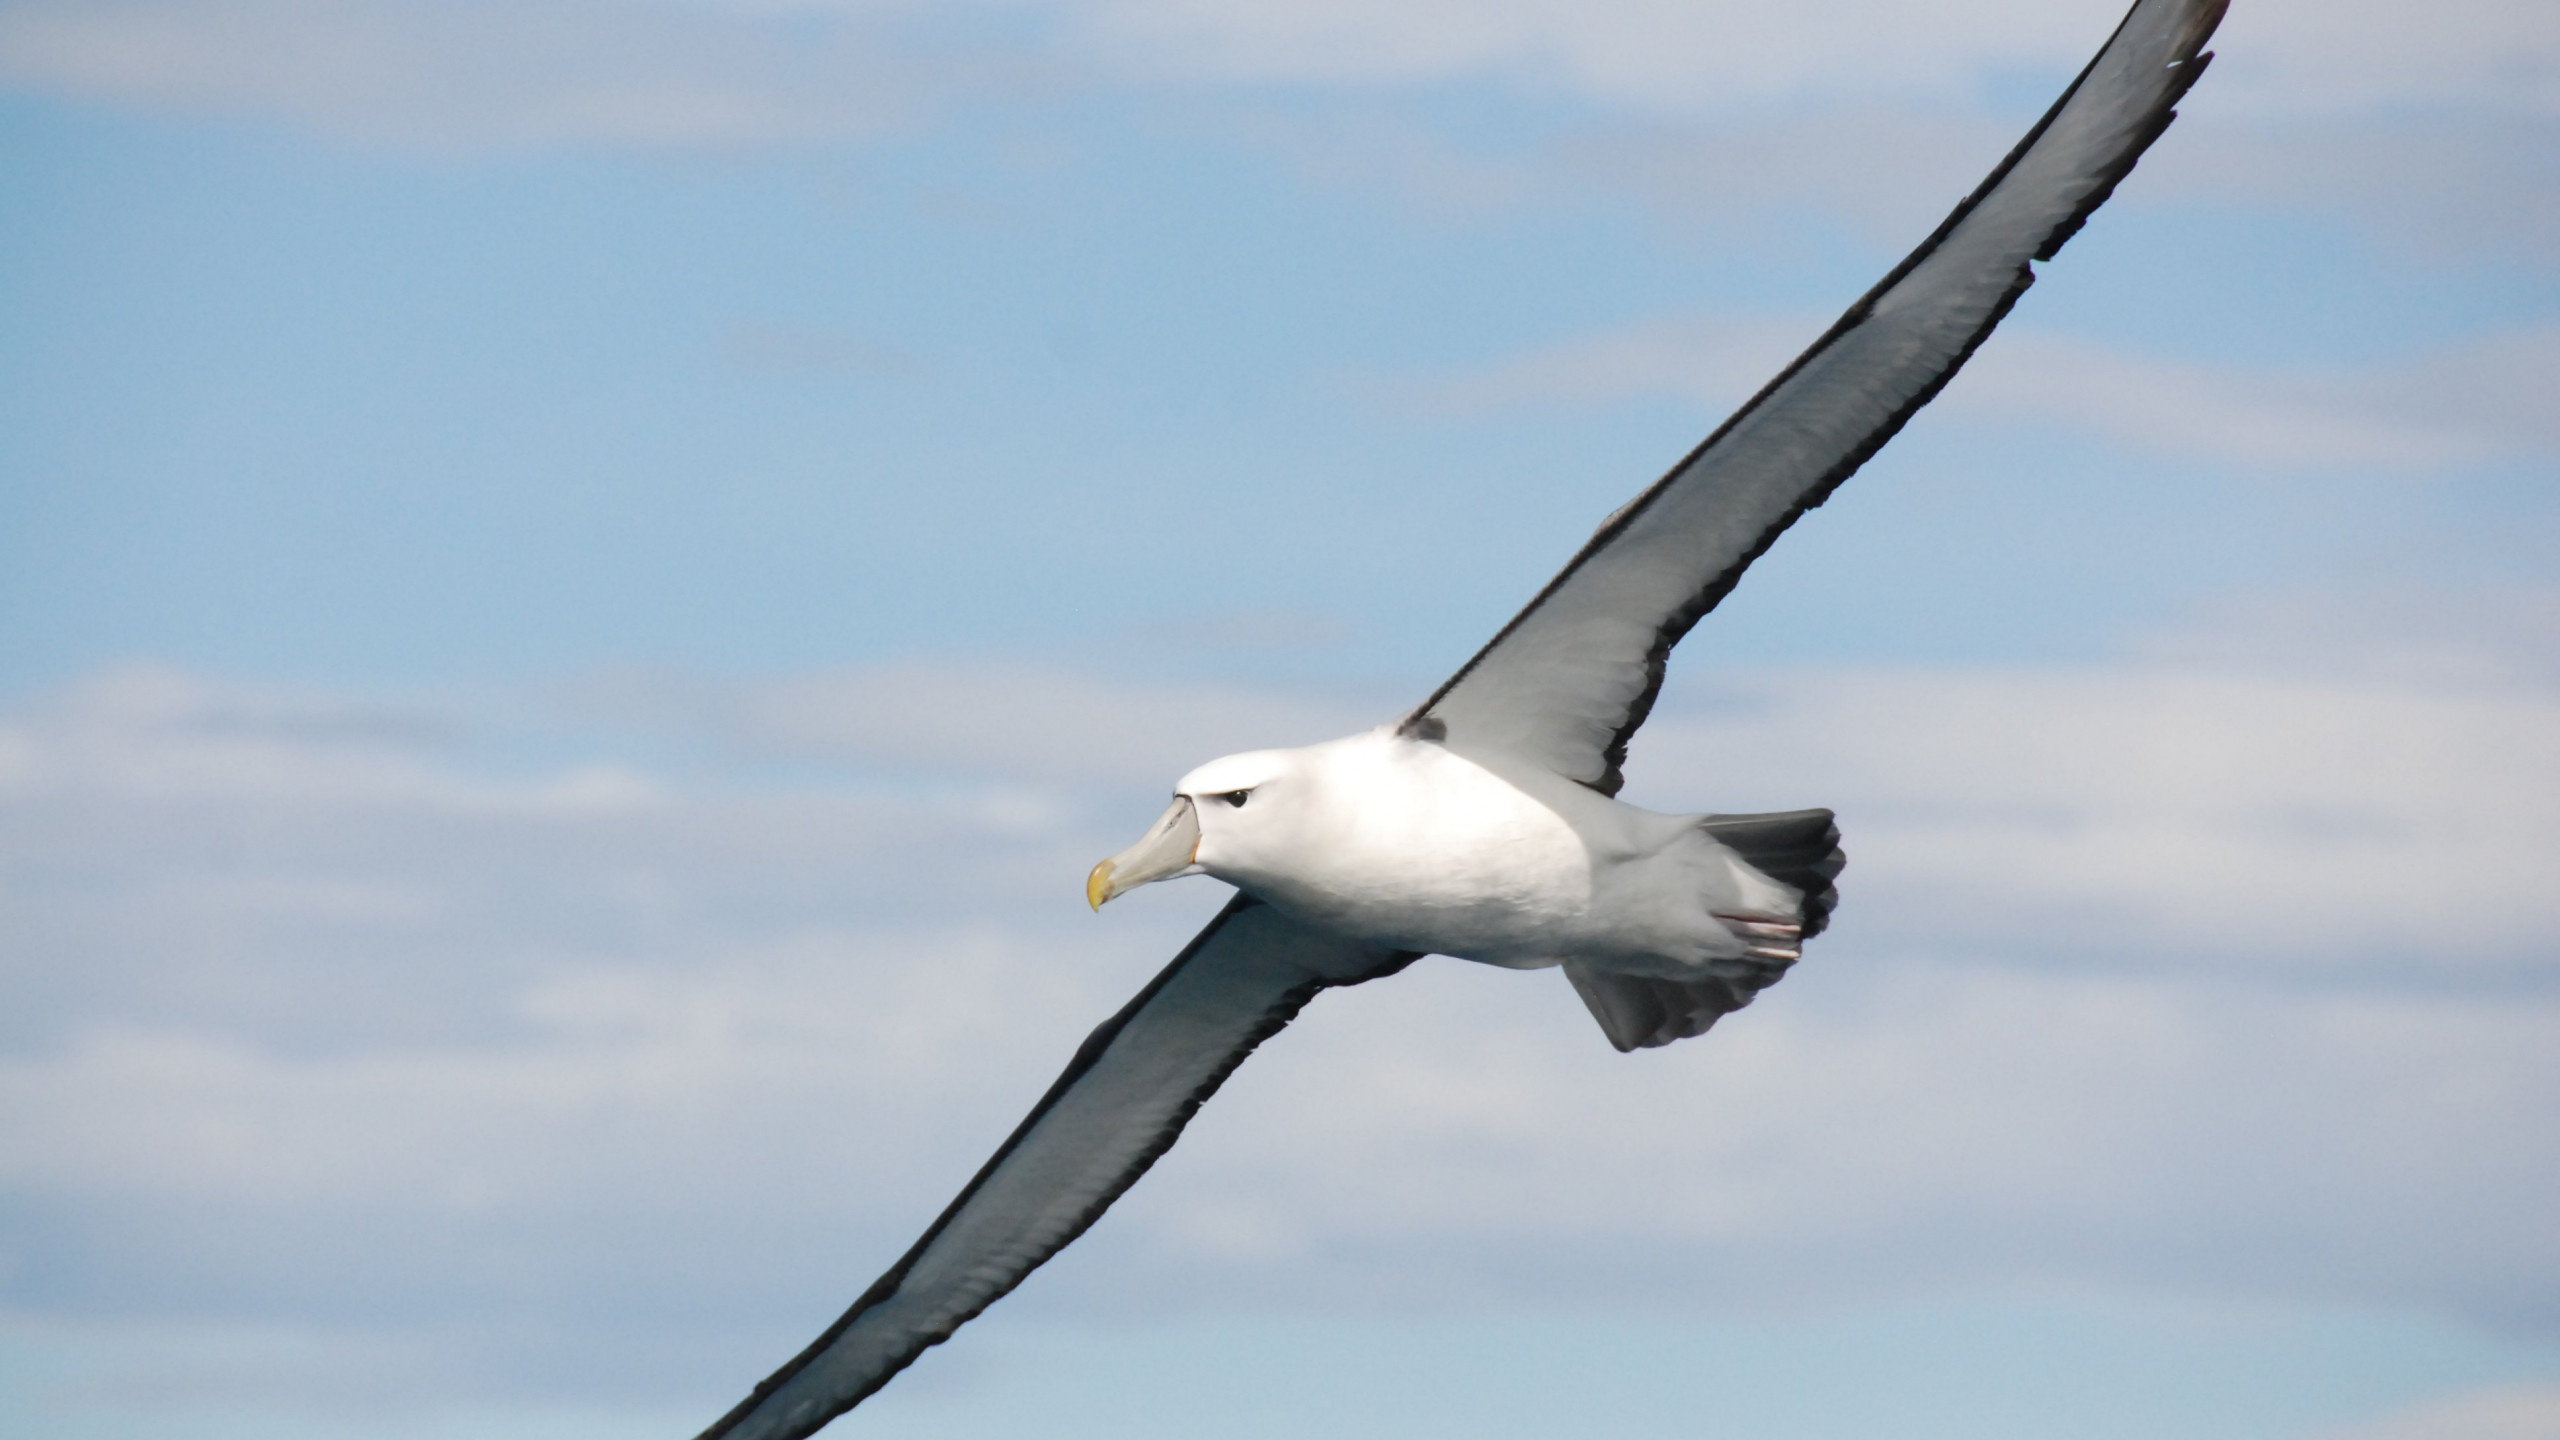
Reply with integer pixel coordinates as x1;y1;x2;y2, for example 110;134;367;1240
695;896;1414;1440
1405;0;2225;794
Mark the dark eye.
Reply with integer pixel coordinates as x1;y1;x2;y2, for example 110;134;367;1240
1221;790;1251;808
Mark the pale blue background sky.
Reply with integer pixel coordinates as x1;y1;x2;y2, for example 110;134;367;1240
3;1;2556;1437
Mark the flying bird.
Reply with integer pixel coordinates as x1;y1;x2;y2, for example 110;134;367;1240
697;1;2225;1434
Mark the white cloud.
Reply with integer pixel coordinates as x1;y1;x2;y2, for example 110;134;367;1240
1396;317;2560;472
3;0;2552;153
1066;0;2091;109
1953;326;2560;468
11;940;2553;1312
2320;1384;2560;1440
2137;587;2560;693
8;0;2551;277
1146;952;2560;1313
1;637;2554;1405
0;931;1122;1214
0;666;659;812
0;0;957;151
2205;0;2560;120
1070;0;2558;118
1637;664;2560;972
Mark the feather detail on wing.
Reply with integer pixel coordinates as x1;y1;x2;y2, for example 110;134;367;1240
1404;0;2225;793
694;896;1413;1440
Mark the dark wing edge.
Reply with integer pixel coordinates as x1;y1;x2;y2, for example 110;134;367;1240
1405;0;2227;795
694;894;1415;1440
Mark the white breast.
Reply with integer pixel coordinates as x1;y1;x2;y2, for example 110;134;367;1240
1210;730;1597;963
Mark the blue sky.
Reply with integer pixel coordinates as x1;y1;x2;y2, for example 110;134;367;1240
3;1;2557;1437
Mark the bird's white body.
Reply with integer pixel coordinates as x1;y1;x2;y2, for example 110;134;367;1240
1176;730;1801;978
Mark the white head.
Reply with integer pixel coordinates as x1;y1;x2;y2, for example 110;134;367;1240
1086;746;1315;908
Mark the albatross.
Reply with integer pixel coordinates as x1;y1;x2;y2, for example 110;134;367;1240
697;1;2225;1434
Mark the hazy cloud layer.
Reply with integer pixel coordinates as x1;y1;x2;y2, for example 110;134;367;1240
4;613;2555;1408
2321;1384;2560;1440
9;1;2551;274
1071;0;2560;117
0;0;982;150
4;0;2553;138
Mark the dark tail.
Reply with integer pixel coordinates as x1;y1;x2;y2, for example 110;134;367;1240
1701;808;1845;937
1562;808;1846;1053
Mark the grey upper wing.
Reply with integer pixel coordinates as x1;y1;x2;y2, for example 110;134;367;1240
1406;0;2225;794
695;895;1414;1440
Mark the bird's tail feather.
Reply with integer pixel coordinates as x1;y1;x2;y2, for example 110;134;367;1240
1700;807;1844;938
1563;808;1843;1053
1564;966;1773;1052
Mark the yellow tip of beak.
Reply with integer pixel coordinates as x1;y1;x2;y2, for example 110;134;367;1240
1086;860;1114;912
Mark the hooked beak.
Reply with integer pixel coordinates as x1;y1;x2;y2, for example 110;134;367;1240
1087;796;1203;910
